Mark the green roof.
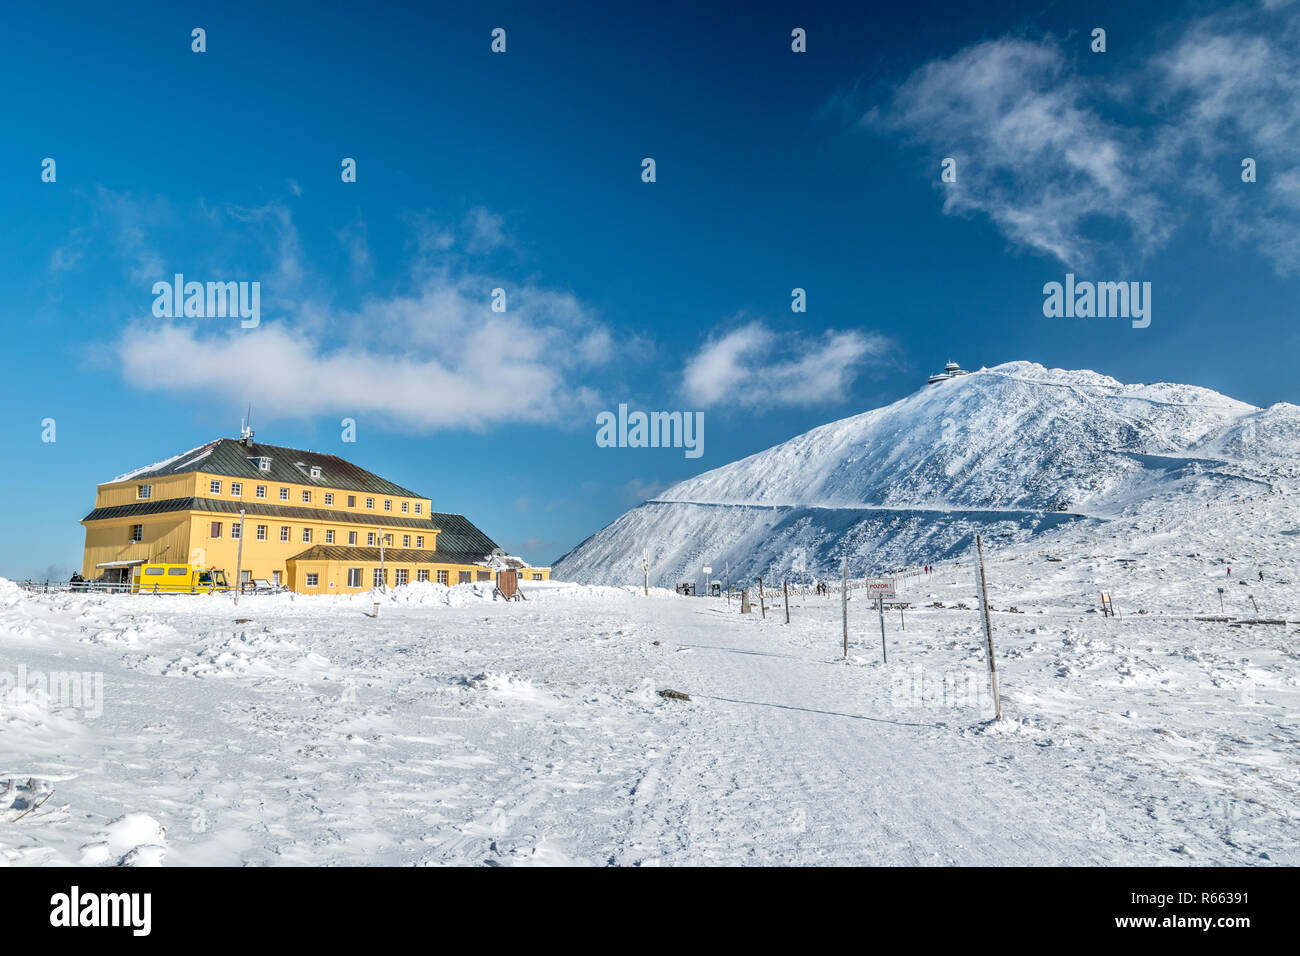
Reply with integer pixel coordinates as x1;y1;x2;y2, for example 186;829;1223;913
107;438;424;499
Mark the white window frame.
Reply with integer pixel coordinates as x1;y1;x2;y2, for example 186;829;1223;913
280;526;290;542
230;482;242;497
129;524;143;542
305;573;319;587
256;525;267;540
324;493;333;506
279;487;289;500
137;484;151;499
302;528;312;543
209;479;222;494
256;485;267;498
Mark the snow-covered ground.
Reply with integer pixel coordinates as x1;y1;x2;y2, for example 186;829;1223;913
2;528;1296;866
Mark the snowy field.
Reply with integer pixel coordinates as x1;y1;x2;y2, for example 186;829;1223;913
2;520;1297;867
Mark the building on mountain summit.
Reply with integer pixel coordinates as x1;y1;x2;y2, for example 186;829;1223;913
80;433;550;592
927;360;969;385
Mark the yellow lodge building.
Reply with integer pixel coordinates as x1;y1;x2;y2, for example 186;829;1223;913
81;435;550;593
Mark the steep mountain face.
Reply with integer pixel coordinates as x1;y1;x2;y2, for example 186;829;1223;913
554;362;1298;586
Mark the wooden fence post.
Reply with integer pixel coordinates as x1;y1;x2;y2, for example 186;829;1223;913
841;557;848;658
758;577;766;618
783;580;790;624
975;534;1002;721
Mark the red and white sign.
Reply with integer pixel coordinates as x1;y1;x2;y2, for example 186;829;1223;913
865;577;896;599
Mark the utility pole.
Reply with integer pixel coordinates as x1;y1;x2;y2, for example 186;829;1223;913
758;577;766;618
643;548;649;596
975;534;1002;721
725;561;730;606
233;508;246;604
783;580;790;624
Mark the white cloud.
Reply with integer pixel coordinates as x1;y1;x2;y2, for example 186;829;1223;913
859;5;1300;274
863;38;1169;268
682;320;888;409
117;269;610;432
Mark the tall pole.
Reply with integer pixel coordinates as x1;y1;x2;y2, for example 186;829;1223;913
233;508;246;604
783;580;790;624
643;548;649;596
841;556;848;658
725;561;730;605
758;577;766;618
877;596;887;663
975;534;1002;721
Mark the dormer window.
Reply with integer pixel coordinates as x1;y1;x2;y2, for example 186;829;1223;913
249;456;272;472
309;466;322;480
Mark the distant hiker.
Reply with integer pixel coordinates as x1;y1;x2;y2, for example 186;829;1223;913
1227;567;1231;576
1259;570;1264;581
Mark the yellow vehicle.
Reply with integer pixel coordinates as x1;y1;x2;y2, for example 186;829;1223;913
131;563;231;594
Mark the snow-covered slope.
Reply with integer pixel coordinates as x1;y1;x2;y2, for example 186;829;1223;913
554;362;1299;586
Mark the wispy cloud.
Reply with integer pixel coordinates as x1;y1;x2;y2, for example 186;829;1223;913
681;319;888;409
854;3;1300;274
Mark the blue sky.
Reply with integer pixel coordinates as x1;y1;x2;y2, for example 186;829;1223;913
2;0;1297;579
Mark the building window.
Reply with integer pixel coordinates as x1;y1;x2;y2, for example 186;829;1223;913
309;466;322;479
137;484;151;499
532;573;543;581
129;524;143;542
401;501;408;513
402;535;410;547
256;525;267;540
210;480;222;494
347;495;356;507
306;573;319;587
366;532;375;546
348;531;357;545
279;487;289;500
415;503;422;514
302;490;311;503
384;500;392;511
373;568;385;588
477;571;491;581
347;568;362;588
417;569;429;582
458;571;472;584
325;530;335;544
324;493;334;506
384;534;393;546
302;528;312;543
210;521;222;538
280;526;290;542
231;482;242;497
395;569;408;586
231;523;241;539
258;457;272;472
365;497;374;509
256;485;267;498
436;570;448;585
416;536;424;548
